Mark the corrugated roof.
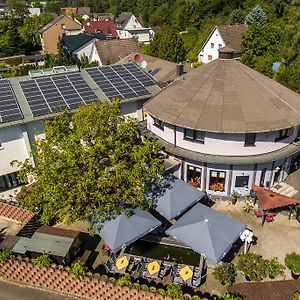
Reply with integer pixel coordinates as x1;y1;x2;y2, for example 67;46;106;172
144;59;300;133
217;24;247;52
227;280;300;300
95;39;140;65
37;225;80;239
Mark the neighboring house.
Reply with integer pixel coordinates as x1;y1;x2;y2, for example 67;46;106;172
117;53;189;85
82;20;118;39
40;15;82;54
115;12;153;43
10;225;81;264
92;12;113;21
62;33;105;61
0;63;160;185
144;50;300;197
90;39;140;65
198;24;247;63
61;6;91;19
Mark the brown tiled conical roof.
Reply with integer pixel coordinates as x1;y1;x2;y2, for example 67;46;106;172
144;59;300;133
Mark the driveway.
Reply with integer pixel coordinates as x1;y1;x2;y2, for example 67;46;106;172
0;281;82;300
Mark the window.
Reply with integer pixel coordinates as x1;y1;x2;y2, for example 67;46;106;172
0;172;23;192
208;55;213;61
187;165;201;188
153;117;164;130
211;43;214;48
184;129;205;143
275;128;289;142
0;141;3;150
209;170;226;192
218;44;222;49
245;133;256;146
235;176;249;188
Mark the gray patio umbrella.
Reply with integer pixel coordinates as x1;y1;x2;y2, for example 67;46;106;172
93;208;161;253
165;203;246;264
151;176;205;220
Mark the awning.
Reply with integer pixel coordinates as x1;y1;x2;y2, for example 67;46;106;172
252;184;300;210
166;203;246;264
91;208;161;253
149;176;205;220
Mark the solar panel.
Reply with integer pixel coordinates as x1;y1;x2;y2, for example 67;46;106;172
0;79;23;123
20;73;99;117
86;63;153;100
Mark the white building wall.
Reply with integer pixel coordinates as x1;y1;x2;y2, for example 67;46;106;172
150;122;298;156
124;15;143;30
75;41;96;61
89;43;102;65
0;126;31;176
198;28;225;63
147;115;174;144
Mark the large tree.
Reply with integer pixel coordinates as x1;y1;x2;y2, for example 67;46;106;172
17;101;164;225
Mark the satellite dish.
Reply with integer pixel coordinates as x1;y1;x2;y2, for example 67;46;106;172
140;60;148;68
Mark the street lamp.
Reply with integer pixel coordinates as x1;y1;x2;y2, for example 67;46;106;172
240;229;254;254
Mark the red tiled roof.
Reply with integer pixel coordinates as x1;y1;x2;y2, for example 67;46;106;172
37;225;80;239
252;184;300;210
0;202;34;224
83;20;117;38
95;39;140;65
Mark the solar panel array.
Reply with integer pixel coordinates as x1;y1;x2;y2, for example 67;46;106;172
20;74;98;117
0;79;23;123
86;63;156;100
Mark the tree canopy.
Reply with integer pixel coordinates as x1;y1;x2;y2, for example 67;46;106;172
17;101;164;225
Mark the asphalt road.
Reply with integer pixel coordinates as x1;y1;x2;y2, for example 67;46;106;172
0;281;81;300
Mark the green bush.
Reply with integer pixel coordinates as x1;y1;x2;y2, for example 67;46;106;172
212;262;236;285
132;282;140;290
236;253;268;282
117;274;132;287
266;257;285;279
32;253;52;267
285;253;300;275
166;284;183;298
70;260;86;279
0;250;11;264
140;284;149;293
292;292;300;300
220;294;244;300
157;288;165;296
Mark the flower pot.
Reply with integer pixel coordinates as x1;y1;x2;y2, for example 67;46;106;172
291;271;300;279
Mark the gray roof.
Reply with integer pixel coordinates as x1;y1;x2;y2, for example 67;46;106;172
150;176;205;220
166;203;246;263
12;232;76;258
144;59;300;133
93;208;161;253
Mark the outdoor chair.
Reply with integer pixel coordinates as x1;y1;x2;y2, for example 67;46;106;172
127;257;135;272
105;260;114;273
192;276;201;287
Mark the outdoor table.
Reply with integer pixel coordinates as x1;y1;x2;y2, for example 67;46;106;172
179;265;194;286
144;259;161;279
114;255;130;274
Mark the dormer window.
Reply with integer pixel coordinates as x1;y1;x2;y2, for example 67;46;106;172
275;128;289;142
184;129;205;143
245;133;256;147
153;117;164;130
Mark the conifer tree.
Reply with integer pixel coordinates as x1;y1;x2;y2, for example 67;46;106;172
245;5;267;25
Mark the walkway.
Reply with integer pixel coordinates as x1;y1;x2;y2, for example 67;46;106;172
0;281;80;300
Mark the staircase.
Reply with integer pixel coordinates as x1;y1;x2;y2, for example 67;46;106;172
17;215;40;238
270;182;298;198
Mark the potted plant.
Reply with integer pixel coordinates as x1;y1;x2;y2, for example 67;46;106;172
236;253;267;282
285;252;300;279
266;257;285;279
231;191;241;205
212;262;236;286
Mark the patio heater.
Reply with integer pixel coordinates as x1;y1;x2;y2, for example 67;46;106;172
240;229;254;254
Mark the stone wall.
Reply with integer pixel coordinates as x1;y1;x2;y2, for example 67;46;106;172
0;259;179;300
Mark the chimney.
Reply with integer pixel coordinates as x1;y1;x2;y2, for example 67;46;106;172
218;47;235;59
176;64;184;76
